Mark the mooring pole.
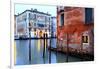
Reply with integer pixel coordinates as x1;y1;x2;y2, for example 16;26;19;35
66;34;69;62
81;33;83;61
29;23;31;64
29;38;31;64
49;36;51;63
43;33;45;58
46;33;48;48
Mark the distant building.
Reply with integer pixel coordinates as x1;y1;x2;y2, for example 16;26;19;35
51;17;57;37
15;8;51;38
57;6;94;55
14;15;16;37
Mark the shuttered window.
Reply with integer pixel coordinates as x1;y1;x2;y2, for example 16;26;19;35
85;8;93;24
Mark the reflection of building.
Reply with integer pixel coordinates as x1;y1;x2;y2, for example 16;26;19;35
57;6;94;55
51;17;57;37
15;8;51;38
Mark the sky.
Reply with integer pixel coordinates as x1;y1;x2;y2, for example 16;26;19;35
15;4;57;16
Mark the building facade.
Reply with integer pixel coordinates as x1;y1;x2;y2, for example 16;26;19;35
51;17;57;37
57;6;94;55
15;9;51;38
14;15;16;37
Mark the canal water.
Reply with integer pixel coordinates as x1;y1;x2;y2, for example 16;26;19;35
14;38;82;65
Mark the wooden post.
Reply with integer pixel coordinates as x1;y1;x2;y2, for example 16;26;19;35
29;38;31;64
43;33;45;58
46;33;48;48
29;25;31;64
81;33;83;61
66;33;69;62
49;37;51;63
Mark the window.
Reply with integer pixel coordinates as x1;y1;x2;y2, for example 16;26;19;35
34;28;36;31
85;8;93;24
60;13;64;26
82;36;89;43
45;24;47;27
37;15;45;22
38;23;44;27
45;17;50;22
29;22;32;27
29;13;36;20
57;6;64;13
45;29;47;32
34;23;36;26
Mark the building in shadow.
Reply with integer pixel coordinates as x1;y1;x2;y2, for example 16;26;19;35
57;6;94;57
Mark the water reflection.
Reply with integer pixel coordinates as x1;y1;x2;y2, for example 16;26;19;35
15;40;29;65
15;38;82;65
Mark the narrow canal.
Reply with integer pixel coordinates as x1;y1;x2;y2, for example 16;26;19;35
14;38;82;65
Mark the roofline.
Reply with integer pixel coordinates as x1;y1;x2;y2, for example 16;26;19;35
51;16;56;18
15;10;51;17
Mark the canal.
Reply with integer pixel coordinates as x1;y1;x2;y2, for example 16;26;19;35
14;38;82;65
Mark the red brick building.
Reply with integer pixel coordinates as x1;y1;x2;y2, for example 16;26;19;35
57;6;94;55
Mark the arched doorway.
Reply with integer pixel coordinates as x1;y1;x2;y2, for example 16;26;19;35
39;30;43;38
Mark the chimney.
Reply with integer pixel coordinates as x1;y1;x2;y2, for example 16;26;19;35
47;12;49;14
17;13;19;15
34;9;37;11
31;8;33;11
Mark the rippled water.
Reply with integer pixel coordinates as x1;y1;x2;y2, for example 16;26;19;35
14;38;82;65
